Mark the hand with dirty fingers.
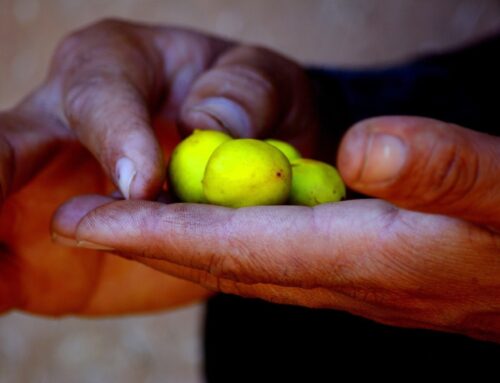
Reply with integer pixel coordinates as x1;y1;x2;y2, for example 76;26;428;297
1;20;499;344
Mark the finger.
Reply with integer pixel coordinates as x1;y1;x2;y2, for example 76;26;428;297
54;20;166;200
51;196;382;311
51;194;115;245
50;190;176;243
64;78;164;201
338;116;500;227
178;45;318;156
55;196;499;315
58;199;392;287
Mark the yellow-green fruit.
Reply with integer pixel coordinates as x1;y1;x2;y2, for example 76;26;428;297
168;129;232;202
264;139;302;161
289;158;345;206
203;139;292;208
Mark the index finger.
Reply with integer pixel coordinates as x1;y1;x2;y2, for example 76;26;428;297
52;20;229;199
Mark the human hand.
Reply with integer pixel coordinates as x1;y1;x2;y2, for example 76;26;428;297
0;19;317;316
54;116;500;342
0;93;217;317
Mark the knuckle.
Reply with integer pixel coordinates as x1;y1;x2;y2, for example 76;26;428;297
425;135;480;208
74;18;128;39
54;19;121;60
52;18;137;73
238;43;304;79
238;43;291;66
216;44;285;90
400;123;482;210
196;270;242;296
205;64;276;99
169;28;221;59
234;44;286;70
64;72;137;122
204;249;245;282
234;65;276;97
201;229;264;285
197;64;279;132
63;75;105;120
53;32;84;66
237;43;264;54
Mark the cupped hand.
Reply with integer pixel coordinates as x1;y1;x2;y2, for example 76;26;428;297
54;116;500;341
0;19;316;316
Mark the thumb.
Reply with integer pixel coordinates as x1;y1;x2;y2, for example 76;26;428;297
338;116;500;227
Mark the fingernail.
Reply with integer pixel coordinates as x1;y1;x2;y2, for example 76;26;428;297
358;133;408;184
77;240;115;251
116;157;136;200
52;233;78;247
189;97;251;137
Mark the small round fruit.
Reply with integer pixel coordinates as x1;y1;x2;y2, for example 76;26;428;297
289;158;345;206
203;139;292;208
264;139;302;161
168;129;232;203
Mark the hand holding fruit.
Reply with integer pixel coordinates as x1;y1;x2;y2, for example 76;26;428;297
1;19;499;343
0;18;317;316
56;116;500;342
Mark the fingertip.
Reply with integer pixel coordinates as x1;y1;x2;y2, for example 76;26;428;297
113;140;166;200
338;116;500;225
115;157;136;200
51;195;114;239
180;97;251;138
129;158;165;200
338;117;411;188
178;107;226;137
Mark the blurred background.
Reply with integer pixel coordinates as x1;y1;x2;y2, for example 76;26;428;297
1;0;500;382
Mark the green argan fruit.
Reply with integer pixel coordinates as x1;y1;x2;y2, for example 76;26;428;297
203;139;292;208
289;158;345;206
264;139;302;161
168;129;232;202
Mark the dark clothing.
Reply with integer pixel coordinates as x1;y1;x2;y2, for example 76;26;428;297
204;35;500;381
